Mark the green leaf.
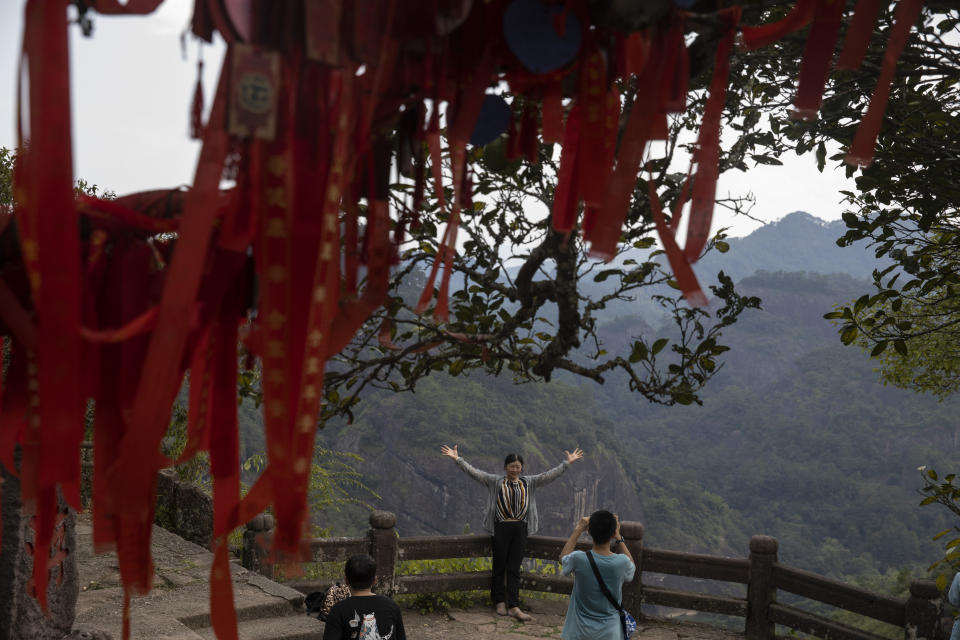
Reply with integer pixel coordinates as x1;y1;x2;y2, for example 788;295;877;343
823;311;845;319
894;340;908;356
840;326;859;345
928;469;939;480
933;529;953;541
651;338;669;355
714;241;730;254
870;341;888;357
629;342;648;363
751;154;783;166
853;294;870;314
594;269;623;283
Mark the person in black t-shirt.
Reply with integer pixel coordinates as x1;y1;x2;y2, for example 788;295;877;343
322;553;406;640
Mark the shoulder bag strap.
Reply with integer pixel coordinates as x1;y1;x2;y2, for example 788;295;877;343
585;551;623;612
586;551;629;640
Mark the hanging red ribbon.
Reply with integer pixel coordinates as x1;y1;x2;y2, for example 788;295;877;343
845;0;925;167
791;0;846;120
551;104;582;233
575;47;612;208
103;54;233;628
741;0;816;50
18;0;86;609
836;0;884;70
648;177;707;307
541;82;565;143
587;34;666;260
684;8;741;265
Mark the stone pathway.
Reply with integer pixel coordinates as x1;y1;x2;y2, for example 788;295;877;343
74;513;317;639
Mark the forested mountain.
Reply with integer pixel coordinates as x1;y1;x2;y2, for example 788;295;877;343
237;211;956;585
694;211;882;283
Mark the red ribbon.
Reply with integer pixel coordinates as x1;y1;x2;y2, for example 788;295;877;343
0;279;37;350
845;0;925;167
576;47;611;208
541;82;565;144
587;35;666;260
105;54;232;625
791;0;846;120
741;0;815;50
19;0;86;608
836;0;884;70
551;104;582;233
685;8;740;265
648;177;707;307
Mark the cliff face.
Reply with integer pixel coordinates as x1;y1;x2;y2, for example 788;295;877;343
324;415;644;538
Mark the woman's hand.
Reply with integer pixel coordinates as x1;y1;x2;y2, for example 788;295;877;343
440;444;459;460
564;447;584;465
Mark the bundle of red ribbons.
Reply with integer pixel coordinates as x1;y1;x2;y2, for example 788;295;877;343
0;0;924;638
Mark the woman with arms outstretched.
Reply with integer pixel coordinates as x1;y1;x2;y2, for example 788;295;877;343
440;444;584;621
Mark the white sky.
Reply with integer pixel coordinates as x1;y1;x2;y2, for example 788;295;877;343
0;0;854;239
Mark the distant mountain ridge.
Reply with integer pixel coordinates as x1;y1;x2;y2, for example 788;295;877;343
694;211;880;283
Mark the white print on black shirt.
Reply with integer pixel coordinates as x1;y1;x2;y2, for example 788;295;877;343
348;610;394;640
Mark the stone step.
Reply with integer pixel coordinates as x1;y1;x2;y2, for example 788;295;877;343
194;614;324;640
75;576;305;639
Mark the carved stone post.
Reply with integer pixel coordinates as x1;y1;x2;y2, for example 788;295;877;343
368;511;397;596
241;513;275;579
746;535;778;640
905;579;941;640
620;520;644;617
0;451;79;640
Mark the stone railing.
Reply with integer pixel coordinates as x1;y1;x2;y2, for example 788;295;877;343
241;512;944;640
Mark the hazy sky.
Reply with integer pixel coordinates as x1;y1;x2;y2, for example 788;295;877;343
0;0;854;238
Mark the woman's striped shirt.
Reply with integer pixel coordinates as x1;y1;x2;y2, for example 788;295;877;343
495;477;528;522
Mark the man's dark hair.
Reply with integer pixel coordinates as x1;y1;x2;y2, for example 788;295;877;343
588;510;617;545
344;553;377;589
503;453;524;469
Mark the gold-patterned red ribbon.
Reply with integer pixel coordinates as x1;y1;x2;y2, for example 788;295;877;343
18;1;85;609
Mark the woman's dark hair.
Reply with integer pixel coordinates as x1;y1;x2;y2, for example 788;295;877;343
588;510;618;545
503;453;524;469
344;553;377;589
